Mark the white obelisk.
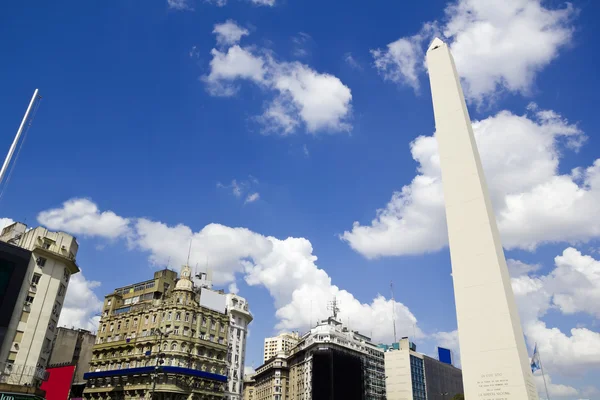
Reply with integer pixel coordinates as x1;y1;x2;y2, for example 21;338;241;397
426;38;539;400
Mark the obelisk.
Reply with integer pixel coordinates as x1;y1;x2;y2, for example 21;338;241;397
426;38;539;400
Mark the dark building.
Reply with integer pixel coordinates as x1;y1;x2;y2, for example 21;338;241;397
312;348;364;400
49;328;97;384
0;240;31;349
423;355;464;400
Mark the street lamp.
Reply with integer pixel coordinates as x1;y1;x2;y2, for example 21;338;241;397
150;328;171;400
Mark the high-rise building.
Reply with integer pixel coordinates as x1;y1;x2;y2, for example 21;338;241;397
48;327;96;384
286;306;386;400
225;294;253;400
83;265;229;400
381;338;463;400
0;222;80;386
426;37;538;399
263;332;299;362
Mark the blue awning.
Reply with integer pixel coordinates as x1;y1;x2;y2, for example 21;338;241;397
83;366;227;382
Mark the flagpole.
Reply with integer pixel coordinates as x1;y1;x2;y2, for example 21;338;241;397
537;343;551;400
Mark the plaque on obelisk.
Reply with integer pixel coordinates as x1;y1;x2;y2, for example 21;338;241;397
426;37;539;400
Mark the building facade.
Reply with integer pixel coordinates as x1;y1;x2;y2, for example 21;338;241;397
83;265;229;400
252;354;288;400
263;333;299;363
224;294;253;400
382;338;463;400
0;222;80;386
287;316;386;400
49;327;97;384
241;376;255;400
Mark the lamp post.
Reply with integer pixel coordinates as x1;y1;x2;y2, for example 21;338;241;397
149;328;170;400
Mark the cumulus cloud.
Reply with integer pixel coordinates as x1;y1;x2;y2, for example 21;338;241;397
218;177;260;203
59;272;103;331
372;0;575;102
344;53;363;70
202;25;352;135
36;199;421;344
245;193;260;204
37;198;131;239
342;105;590;258
0;218;15;232
213;20;249;47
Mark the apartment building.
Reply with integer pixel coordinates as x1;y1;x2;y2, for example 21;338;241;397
0;222;80;386
263;332;299;362
225;294;253;400
252;354;288;400
48;327;96;384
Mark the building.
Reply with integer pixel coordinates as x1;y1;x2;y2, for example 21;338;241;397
253;354;288;400
224;294;253;400
83;265;229;400
381;338;463;400
49;327;96;384
426;38;538;399
0;222;80;386
263;332;299;362
286;301;386;400
242;375;255;400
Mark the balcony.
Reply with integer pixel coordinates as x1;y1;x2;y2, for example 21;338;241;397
0;361;48;387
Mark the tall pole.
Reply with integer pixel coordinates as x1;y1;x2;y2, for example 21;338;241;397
538;345;551;400
0;89;40;186
390;281;397;343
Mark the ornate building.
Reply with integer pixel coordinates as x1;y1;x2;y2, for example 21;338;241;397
224;294;252;400
83;266;229;400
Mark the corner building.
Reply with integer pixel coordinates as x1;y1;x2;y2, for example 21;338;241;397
83;266;229;400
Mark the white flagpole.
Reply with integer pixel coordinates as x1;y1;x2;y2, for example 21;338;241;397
537;343;551;400
0;89;40;186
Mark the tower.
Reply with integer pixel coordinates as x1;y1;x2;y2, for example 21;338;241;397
426;38;539;400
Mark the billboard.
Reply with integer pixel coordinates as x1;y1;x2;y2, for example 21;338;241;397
40;365;76;400
438;347;453;365
199;289;226;314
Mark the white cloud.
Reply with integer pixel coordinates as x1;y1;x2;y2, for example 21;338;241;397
167;0;194;11
245;193;260;204
59;272;103;331
36;198;422;344
344;53;363;70
533;374;578;398
250;0;275;5
213;20;249;47
228;282;239;294
342;105;590;258
202;32;352;135
507;259;541;277
372;0;575;102
244;366;255;377
0;218;15;232
37;198;131;239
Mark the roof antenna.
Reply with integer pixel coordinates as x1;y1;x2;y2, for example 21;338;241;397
186;238;193;267
167;256;171;269
391;281;397;343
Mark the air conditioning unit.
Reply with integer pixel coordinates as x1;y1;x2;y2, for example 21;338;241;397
12;342;19;351
36;258;44;267
24;301;31;307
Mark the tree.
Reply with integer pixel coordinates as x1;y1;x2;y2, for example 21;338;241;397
451;395;464;400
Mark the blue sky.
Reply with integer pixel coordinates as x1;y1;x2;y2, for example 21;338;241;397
1;0;600;398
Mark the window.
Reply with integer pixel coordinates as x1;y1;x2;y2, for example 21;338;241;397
125;320;129;328
168;312;172;321
101;325;106;333
110;324;114;332
174;327;180;335
192;314;197;323
171;343;177;351
133;318;138;327
37;257;47;267
25;295;35;305
48;321;55;331
218;337;223;344
117;323;121;331
152;314;157;323
185;313;189;322
32;273;41;285
210;334;215;342
202;317;207;327
42;242;51;250
63;268;70;281
107;299;112;306
237;329;241;339
220;325;225;333
176;313;181;321
211;320;216;330
144;316;149;325
235;355;239;363
58;284;66;297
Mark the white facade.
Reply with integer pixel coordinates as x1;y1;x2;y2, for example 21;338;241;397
225;293;253;400
426;38;539;400
0;222;80;385
263;332;299;362
383;339;424;400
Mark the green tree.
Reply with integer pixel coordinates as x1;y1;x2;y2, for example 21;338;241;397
451;394;464;400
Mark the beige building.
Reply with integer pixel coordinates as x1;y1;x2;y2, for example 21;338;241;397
253;354;288;400
0;222;80;386
83;265;229;400
48;327;96;384
225;294;253;400
241;375;255;400
263;333;299;363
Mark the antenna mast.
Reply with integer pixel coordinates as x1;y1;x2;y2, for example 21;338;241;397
391;281;397;343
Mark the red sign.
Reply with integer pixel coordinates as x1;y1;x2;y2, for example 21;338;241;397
40;365;76;400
